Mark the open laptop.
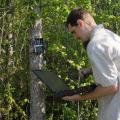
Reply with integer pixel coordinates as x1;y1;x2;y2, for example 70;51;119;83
32;70;97;98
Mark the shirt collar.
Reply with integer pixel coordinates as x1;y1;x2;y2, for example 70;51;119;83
90;24;104;39
83;24;104;49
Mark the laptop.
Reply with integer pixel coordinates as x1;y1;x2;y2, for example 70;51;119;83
32;70;97;98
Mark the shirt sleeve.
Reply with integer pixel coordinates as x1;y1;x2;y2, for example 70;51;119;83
88;42;118;87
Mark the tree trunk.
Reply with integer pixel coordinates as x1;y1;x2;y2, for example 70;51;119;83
29;19;45;120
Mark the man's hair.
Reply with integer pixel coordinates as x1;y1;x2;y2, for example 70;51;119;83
66;8;90;28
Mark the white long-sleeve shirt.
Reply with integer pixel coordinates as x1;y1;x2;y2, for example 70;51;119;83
87;24;120;120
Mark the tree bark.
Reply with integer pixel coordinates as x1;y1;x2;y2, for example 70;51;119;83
29;19;45;120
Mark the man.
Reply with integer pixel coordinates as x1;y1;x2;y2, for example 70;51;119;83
62;7;120;120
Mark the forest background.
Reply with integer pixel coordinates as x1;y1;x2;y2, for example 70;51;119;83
0;0;120;120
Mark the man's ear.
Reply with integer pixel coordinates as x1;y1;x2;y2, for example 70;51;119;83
77;19;84;27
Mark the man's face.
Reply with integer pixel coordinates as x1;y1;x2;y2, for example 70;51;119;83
68;20;89;42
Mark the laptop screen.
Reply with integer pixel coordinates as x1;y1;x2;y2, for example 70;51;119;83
32;70;70;93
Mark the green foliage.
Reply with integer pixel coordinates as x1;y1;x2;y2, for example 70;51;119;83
0;0;32;119
63;105;77;120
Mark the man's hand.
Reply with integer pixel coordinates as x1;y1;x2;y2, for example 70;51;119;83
79;67;92;80
62;94;82;101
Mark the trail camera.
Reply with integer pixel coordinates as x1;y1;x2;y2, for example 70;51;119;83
32;38;47;54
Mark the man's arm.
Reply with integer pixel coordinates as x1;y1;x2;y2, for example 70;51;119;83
62;84;118;101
